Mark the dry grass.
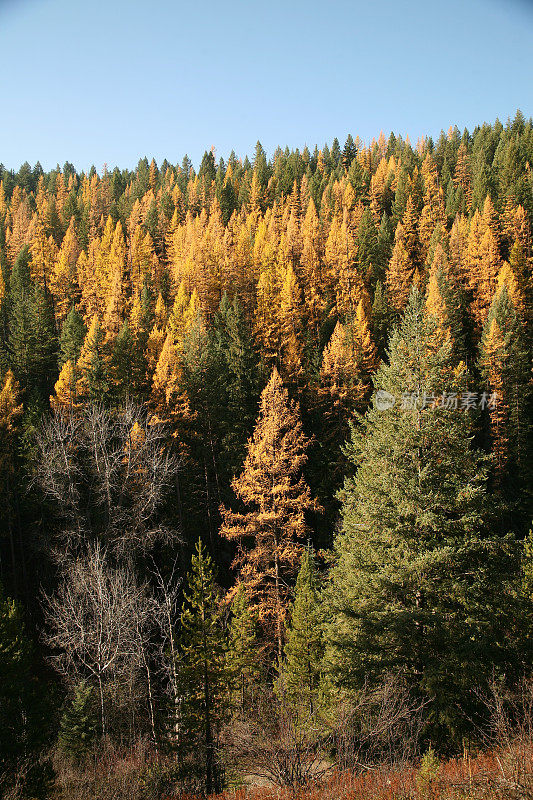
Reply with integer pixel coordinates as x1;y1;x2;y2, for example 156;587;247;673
176;743;533;800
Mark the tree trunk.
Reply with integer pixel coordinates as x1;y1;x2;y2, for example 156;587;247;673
98;673;106;738
274;544;282;664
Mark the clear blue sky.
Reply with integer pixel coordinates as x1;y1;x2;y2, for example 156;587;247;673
0;0;531;172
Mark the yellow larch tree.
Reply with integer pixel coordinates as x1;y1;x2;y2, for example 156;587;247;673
129;224;157;296
254;264;280;365
465;205;501;329
325;211;364;318
496;261;526;319
424;244;459;352
146;323;167;375
168;281;191;345
369;157;389;223
7;193;33;263
320;297;379;423
103;265;125;338
277;263;305;388
479;318;509;480
76;246;99;320
419;154;446;257
150;331;190;433
28;215;58;291
449;212;470;285
300;198;326;342
50;360;80;411
50;217;80;325
385;211;422;314
477;211;501;327
278;206;301;275
224;211;256;311
479;276;529;488
0;370;23;469
220;367;319;661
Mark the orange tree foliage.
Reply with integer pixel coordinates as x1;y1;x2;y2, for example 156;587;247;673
220;367;319;662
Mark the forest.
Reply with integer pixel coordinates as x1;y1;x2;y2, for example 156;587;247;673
0;111;532;800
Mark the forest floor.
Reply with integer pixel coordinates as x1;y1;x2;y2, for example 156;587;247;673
187;745;533;800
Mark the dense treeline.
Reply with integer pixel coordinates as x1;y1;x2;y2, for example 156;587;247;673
0;111;532;798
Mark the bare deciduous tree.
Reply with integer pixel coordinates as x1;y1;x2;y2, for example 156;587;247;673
150;558;182;742
224;689;332;790
34;401;181;555
42;545;148;737
332;674;425;771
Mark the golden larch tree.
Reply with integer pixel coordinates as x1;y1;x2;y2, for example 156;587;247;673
50;360;80;411
151;331;190;434
220;367;319;662
51;218;80;325
277;264;305;388
320;296;378;424
300;198;326;341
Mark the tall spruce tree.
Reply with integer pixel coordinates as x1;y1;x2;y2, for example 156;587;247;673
322;287;522;744
0;587;50;790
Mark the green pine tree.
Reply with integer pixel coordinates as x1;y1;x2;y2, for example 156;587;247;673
8;245;57;399
371;280;391;358
356;208;379;283
8;245;35;387
322;287;522;744
31;282;58;396
211;293;258;475
109;320;136;400
0;586;51;790
76;316;110;402
59;307;86;368
226;583;262;715
58;681;98;761
275;546;323;716
177;539;228;795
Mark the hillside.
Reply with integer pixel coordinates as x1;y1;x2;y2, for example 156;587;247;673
0;112;532;798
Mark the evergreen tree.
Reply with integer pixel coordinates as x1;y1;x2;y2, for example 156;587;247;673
8;244;57;399
59;307;86;368
8;245;35;386
323;288;521;744
109;320;137;400
275;546;323;715
211;294;258;478
58;681;98;761
371;280;391;358
76;315;109;401
226;583;262;714
177;539;228;795
342;134;357;170
0;587;49;789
